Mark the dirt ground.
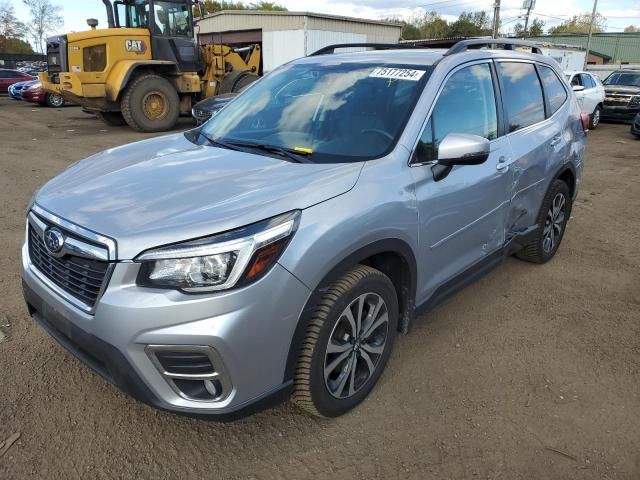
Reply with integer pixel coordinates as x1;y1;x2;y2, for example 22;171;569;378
0;97;639;480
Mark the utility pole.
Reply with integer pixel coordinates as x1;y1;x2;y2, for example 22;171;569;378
492;0;501;39
523;0;535;37
584;0;598;70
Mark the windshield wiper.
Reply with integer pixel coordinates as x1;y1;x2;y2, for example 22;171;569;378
198;132;246;152
222;139;314;164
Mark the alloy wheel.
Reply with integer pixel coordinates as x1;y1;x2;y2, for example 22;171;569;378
324;293;389;399
49;94;64;107
543;192;566;253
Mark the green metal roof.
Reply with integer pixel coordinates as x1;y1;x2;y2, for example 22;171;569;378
525;33;640;63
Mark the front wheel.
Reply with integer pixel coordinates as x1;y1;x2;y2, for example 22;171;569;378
516;180;571;264
293;265;398;417
121;74;180;132
45;93;65;108
590;105;601;129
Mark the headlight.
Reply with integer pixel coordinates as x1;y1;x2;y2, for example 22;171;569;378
136;211;300;292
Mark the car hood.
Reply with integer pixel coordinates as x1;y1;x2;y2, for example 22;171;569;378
604;85;640;95
35;132;363;259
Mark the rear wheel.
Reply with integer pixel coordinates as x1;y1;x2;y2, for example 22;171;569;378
293;265;398;417
516;180;571;264
590;105;601;129
45;93;65;108
96;111;127;126
121;74;179;132
218;71;259;94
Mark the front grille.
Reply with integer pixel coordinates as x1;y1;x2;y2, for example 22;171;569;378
28;225;109;309
192;108;212;125
605;94;632;107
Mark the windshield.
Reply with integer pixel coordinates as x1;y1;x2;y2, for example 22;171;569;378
199;62;432;163
603;72;640;87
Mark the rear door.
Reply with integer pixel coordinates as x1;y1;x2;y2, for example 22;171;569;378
579;73;599;115
497;61;563;235
410;61;514;299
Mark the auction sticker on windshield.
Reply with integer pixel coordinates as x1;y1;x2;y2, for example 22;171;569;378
369;67;426;81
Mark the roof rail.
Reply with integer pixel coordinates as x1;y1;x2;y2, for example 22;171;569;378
310;43;413;56
443;39;542;56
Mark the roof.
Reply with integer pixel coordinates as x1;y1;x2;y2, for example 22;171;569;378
196;10;403;28
525;32;640;63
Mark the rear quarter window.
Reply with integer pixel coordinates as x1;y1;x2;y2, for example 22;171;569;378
498;62;546;132
539;65;568;115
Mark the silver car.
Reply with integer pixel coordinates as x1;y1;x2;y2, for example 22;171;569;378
21;40;586;419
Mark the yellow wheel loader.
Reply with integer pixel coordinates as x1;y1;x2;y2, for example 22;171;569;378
40;0;260;132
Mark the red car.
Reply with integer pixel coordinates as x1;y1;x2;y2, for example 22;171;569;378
21;81;65;107
0;69;35;94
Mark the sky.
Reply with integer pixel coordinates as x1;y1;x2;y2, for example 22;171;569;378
7;0;640;37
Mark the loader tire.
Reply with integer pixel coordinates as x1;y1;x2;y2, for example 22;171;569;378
121;74;179;132
96;111;127;126
218;71;259;95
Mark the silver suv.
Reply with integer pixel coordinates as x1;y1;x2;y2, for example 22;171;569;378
21;40;586;419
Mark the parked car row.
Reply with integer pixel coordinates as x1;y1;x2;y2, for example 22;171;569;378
2;68;66;107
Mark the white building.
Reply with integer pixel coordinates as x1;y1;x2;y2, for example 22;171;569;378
196;11;402;72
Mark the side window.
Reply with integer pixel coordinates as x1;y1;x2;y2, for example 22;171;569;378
570;74;582;87
414;63;497;163
154;1;191;37
581;74;594;89
498;62;546;132
539;65;568;115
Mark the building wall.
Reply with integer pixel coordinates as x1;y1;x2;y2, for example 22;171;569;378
262;30;305;71
198;12;402;71
198;12;304;32
541;47;585;71
586;53;605;65
526;33;640;64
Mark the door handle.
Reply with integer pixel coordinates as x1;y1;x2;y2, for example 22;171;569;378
550;134;562;146
496;156;510;171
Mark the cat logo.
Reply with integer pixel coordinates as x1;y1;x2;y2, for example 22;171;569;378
125;39;147;54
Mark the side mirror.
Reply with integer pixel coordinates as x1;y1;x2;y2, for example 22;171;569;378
437;133;490;167
572;85;585;92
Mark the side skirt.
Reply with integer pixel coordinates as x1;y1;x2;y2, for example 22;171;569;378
412;226;539;323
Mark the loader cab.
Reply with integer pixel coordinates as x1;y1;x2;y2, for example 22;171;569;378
107;0;200;71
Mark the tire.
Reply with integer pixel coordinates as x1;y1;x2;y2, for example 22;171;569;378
515;180;571;264
96;111;127;126
121;74;179;132
218;71;259;94
292;265;398;417
590;105;601;129
45;93;65;108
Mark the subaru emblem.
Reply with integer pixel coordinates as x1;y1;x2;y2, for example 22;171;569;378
44;228;65;255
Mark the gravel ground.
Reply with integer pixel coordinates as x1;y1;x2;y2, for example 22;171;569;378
0;98;639;479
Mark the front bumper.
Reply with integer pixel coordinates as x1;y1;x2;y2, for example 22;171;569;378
21;235;311;418
601;105;640;123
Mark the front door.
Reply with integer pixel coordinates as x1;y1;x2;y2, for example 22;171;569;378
150;1;200;72
409;62;513;302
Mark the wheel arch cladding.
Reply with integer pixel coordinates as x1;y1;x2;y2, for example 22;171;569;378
556;165;576;200
283;238;417;383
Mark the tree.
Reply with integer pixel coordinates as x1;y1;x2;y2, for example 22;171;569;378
548;12;606;34
22;0;63;53
0;1;32;53
0;35;33;53
1;1;26;38
449;11;492;37
624;25;639;33
529;18;545;36
513;22;525;37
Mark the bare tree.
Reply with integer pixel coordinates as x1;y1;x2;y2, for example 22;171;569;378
22;0;63;53
1;1;26;38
